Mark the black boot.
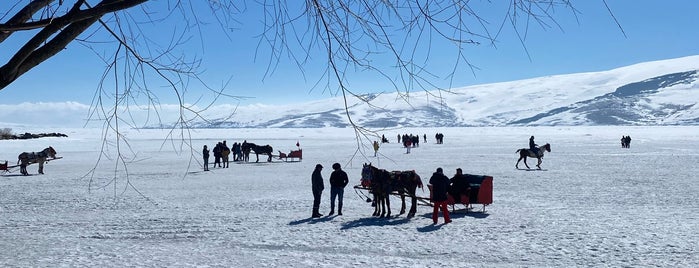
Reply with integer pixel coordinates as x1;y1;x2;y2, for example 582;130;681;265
312;207;322;218
338;205;343;216
328;209;334;216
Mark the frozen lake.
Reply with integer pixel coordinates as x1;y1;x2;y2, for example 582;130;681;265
1;126;698;267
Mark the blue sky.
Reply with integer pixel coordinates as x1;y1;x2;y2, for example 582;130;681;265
1;1;698;107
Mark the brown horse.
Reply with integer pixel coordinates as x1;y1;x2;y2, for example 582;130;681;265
17;146;57;175
516;143;551;170
242;142;273;162
360;163;422;218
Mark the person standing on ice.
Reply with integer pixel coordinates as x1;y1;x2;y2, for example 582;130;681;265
311;164;325;218
328;163;349;216
429;167;451;224
373;141;380;157
202;145;210;171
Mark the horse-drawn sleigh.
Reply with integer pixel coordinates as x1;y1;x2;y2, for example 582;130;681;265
2;146;60;175
353;163;493;218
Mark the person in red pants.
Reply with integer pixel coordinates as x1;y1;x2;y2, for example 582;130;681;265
429;167;451;224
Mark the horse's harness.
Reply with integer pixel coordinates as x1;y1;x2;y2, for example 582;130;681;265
23;151;47;160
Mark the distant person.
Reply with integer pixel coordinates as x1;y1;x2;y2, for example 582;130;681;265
397;134;401;143
213;142;222;168
429;167;451;224
621;136;625;148
423;134;427;143
221;140;230;168
529;136;539;155
373;141;380;157
232;142;241;161
328;163;349;216
202;145;210;171
311;164;325;218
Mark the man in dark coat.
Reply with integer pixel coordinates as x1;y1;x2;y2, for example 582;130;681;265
202;145;210;171
328;162;349;216
213;142;222;167
429;167;451;224
311;164;324;218
449;168;468;203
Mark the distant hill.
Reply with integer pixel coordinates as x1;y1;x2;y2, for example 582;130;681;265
166;55;699;128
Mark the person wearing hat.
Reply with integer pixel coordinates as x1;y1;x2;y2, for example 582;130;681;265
429;167;451;224
311;164;325;218
328;162;349;216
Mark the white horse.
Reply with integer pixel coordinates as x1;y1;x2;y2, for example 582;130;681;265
17;146;57;175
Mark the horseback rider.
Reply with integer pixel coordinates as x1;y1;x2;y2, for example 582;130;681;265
529;136;540;156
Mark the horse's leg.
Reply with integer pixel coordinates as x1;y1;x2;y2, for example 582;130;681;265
537;157;542;169
398;193;405;215
408;187;417;218
516;156;522;169
523;156;530;169
372;193;380;216
385;193;391;217
38;159;44;174
255;153;260;163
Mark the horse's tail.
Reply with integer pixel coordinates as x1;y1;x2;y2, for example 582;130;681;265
516;149;522;154
414;172;423;189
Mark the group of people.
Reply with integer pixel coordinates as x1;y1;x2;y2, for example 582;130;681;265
428;167;481;224
434;133;445;144
311;162;349;218
202;140;248;171
398;134;422;153
621;135;632;148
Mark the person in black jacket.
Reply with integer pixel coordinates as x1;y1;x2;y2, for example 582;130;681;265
311;164;325;218
449;168;468;203
213;142;222;168
328;163;349;216
529;136;539;156
202;145;210;171
429;167;451;224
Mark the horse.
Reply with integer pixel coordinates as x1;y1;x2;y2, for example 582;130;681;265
17;146;57;175
515;143;551;170
360;163;423;218
242;142;273;162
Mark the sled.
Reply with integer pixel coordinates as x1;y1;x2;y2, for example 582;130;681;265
278;149;302;162
428;175;493;213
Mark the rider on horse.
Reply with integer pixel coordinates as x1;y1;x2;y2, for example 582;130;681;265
529;136;540;156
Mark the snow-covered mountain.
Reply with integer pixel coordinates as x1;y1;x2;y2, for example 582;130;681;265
189;55;699;128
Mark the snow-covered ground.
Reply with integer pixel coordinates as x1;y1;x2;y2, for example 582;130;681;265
1;126;697;267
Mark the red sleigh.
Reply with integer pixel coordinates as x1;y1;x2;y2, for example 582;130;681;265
278;149;302;162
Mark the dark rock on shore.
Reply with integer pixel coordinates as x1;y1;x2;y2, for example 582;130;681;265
1;132;68;140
